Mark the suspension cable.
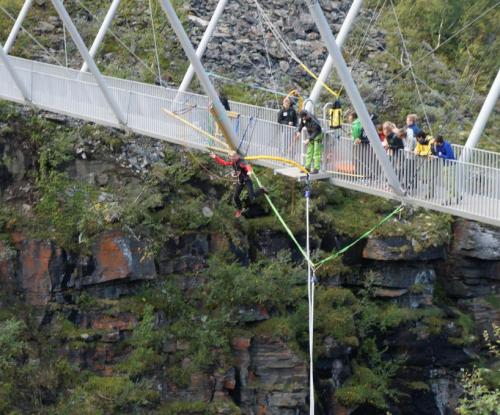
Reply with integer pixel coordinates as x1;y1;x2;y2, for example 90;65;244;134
363;0;500;102
390;0;433;135
254;0;341;99
0;4;64;66
349;0;386;74
255;2;280;108
74;0;159;79
148;0;162;82
208;71;288;97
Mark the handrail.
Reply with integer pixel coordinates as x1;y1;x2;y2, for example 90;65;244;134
0;56;499;226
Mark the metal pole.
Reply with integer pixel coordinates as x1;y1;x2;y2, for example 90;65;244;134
307;0;404;196
3;0;34;54
177;0;228;93
464;69;500;150
81;0;122;72
306;0;364;111
50;0;126;126
158;0;239;149
0;42;31;102
305;181;315;415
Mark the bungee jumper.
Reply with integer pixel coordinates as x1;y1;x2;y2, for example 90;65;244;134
209;151;268;218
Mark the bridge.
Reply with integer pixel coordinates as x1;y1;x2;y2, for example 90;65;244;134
0;0;498;230
1;3;498;413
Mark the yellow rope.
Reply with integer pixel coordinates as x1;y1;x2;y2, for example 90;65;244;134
299;63;340;99
161;108;230;149
209;106;237;151
245;155;309;174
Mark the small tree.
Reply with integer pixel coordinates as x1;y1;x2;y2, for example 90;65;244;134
457;324;500;415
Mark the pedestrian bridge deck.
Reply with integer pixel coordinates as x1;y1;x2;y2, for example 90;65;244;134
0;56;499;227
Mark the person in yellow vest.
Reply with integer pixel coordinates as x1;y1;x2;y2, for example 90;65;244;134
413;131;435;198
414;131;434;156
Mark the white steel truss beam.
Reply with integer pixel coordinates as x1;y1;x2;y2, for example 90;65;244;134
50;0;127;126
307;0;405;196
0;42;31;102
178;0;228;93
307;0;364;110
81;0;122;72
3;0;34;54
159;0;239;149
464;69;500;150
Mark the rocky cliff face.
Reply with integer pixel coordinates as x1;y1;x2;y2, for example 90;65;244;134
0;107;498;414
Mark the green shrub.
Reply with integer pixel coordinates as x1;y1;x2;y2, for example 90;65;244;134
34;171;102;251
118;305;163;376
57;375;159;414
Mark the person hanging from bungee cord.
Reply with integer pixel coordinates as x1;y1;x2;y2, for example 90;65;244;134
295;109;323;174
209;151;268;218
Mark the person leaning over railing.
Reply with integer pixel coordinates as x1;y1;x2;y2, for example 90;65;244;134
413;131;435;199
348;111;369;178
384;122;405;184
432;135;457;204
405;114;421;151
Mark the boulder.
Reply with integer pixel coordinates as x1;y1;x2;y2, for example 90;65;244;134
451;220;500;260
158;233;209;274
82;231;156;285
16;239;68;306
363;236;446;261
236;336;308;414
0;240;16;289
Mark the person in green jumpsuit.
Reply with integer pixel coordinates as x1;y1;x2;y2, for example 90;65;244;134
295;110;323;174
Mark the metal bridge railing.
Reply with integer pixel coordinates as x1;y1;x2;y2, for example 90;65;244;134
0;56;499;226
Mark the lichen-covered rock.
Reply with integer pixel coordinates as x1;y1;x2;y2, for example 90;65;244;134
16;238;65;305
158;234;209;274
82;231;156;285
363;236;446;261
236;336;308;415
0;240;16;289
451;220;500;260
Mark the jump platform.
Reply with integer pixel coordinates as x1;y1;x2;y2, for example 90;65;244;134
274;167;332;182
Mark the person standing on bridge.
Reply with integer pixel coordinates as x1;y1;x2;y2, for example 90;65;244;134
296;109;323;174
277;97;298;127
432;135;457;204
348;111;371;178
405;114;420;153
209;151;268;218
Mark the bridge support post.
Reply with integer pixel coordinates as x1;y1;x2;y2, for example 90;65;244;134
464;69;500;152
306;0;364;112
0;42;31;102
81;0;122;72
307;0;405;196
177;0;228;94
50;0;127;126
159;0;239;150
3;0;34;54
